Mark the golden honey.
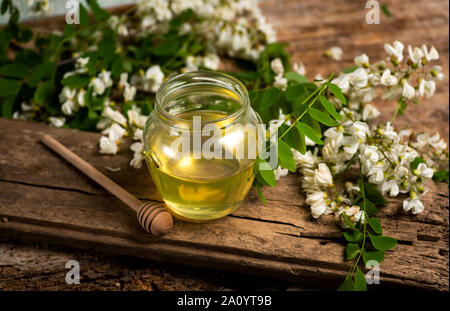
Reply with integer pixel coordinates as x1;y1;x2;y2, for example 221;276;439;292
143;72;262;221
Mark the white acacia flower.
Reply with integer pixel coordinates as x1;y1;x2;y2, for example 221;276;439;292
413;163;434;179
293;150;317;169
127;108;147;128
48;116;66;127
306;191;329;218
123;84;137;102
362;104;381;121
331;74;350;93
381;180;400;197
273;74;287;91
91;78;106;96
145;65;165;93
421;45;439;62
130;142;144;169
99;136;118;154
76;57;89;69
401;80;415;99
96;118;112;130
355;87;377;103
431;66;445;81
102;123;127;141
118;24;129;36
380;69;398;86
384;41;404;63
418;79;436;98
274;166;289;180
326;47;343;61
202;53;220;70
99;70;113;88
407;45;424;65
119;73;129;88
77;88;86;107
381;85;402;100
271;58;284;75
349;68;368;88
102;106;127;126
403;196;424;214
354;53;369;66
354;210;365;223
368;165;385;184
293;62;306;75
314;163;333;187
134;128;143;141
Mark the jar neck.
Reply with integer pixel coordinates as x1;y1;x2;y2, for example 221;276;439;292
155;71;250;128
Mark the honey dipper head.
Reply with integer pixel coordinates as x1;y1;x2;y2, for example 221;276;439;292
137;202;173;236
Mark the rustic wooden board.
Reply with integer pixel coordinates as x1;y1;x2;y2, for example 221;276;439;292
1;0;449;290
0;117;448;290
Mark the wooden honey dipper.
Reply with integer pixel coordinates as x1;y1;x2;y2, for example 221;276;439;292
41;134;173;236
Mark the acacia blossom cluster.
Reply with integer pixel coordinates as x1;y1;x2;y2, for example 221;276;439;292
64;0;274;168
290;41;447;222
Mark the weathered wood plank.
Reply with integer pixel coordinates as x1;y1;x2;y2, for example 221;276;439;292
0;117;448;289
0;0;448;290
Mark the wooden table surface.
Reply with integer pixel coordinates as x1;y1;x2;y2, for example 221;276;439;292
0;0;448;290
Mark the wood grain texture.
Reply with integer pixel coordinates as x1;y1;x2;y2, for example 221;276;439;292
1;0;449;290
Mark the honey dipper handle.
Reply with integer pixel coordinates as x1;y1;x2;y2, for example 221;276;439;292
41;134;142;213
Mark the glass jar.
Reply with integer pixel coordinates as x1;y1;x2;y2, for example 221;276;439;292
143;71;262;222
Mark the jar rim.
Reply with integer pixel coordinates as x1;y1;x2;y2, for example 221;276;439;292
155;71;250;127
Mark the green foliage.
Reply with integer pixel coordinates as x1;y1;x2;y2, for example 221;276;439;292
381;4;392;17
339;177;396;291
433;170;449;184
0;78;21;96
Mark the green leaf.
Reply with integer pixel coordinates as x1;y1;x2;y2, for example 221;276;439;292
342;65;359;74
410;157;426;171
34;81;54;104
368;217;383;234
255;184;267;204
354;268;367;291
277;140;296;172
1;96;15;117
61;74;91;88
79;4;90;26
328;82;347;106
360;199;379;217
285;84;306;102
308;107;338;126
0;63;29;79
338;277;355;291
18;28;33;43
111;57;123;79
381;4;392;17
297;122;323;145
259;87;281;110
1;0;9;14
87;0;110;21
279;123;305;154
63;24;75;38
433;170;449;184
346;243;360;260
368;232;397;251
0;78;21;97
364;182;388;206
343;230;362;243
363;250;385;265
28;62;56;87
285;71;308;84
254;157;277;186
318;95;342;121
